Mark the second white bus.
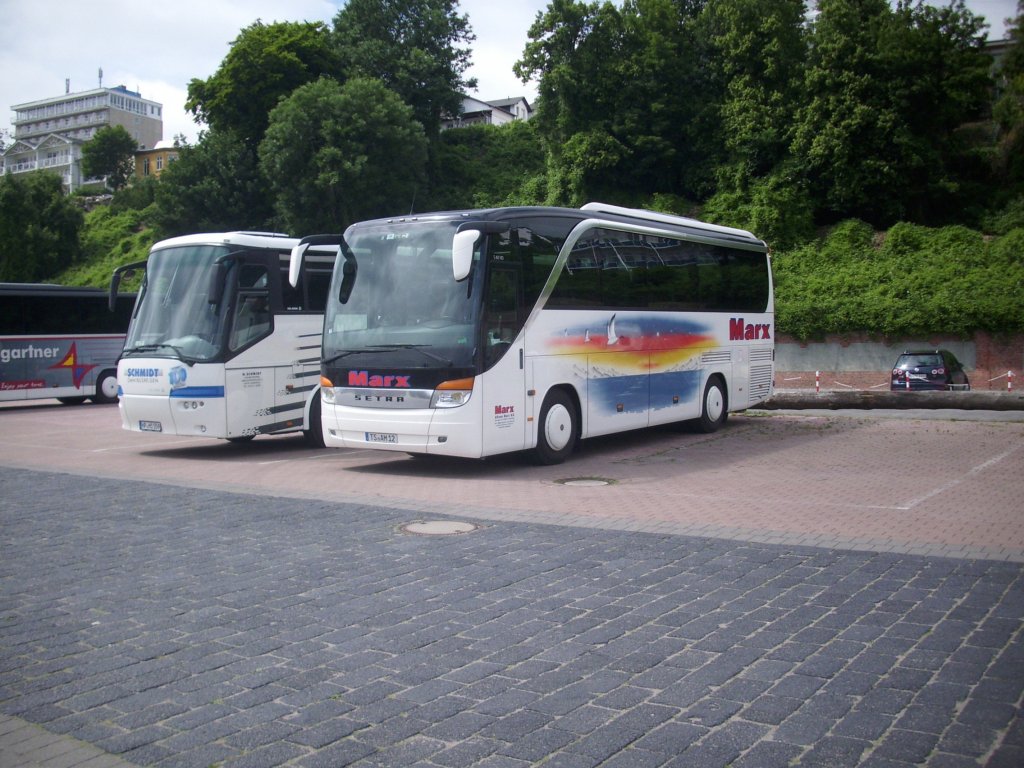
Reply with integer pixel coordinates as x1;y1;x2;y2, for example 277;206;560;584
112;231;337;444
292;203;774;463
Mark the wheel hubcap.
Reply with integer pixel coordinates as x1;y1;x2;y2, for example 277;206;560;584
545;404;573;451
706;386;724;422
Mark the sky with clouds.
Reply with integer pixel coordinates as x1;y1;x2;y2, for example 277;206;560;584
1;0;1017;147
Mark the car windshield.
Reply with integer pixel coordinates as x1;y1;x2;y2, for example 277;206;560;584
897;354;942;369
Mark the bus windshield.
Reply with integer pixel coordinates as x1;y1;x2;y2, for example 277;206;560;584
122;245;233;363
324;220;484;369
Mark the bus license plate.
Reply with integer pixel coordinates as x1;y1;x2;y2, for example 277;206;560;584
365;432;397;443
139;420;163;432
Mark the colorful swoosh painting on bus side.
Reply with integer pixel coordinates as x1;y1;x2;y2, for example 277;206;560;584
545;314;716;374
546;314;716;415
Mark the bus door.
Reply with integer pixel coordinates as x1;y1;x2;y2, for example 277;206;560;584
224;261;276;437
480;263;528;454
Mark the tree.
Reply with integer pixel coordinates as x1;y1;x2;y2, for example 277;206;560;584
186;20;340;146
993;1;1024;185
258;77;428;233
332;0;476;137
80;125;138;191
152;128;275;237
701;0;806;184
791;0;991;226
0;172;83;281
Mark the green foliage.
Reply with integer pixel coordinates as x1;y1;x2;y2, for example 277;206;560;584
52;206;156;288
258;77;428;233
0;172;83;281
80;126;138;191
333;0;476;137
774;221;1024;340
701;163;815;250
186;21;340;145
430;121;546;209
152;129;275;237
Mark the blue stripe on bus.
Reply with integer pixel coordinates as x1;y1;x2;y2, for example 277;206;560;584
169;386;225;398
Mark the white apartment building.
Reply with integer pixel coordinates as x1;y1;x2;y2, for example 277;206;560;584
2;84;163;193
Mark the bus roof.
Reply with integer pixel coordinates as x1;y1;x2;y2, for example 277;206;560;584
150;231;299;252
345;202;766;250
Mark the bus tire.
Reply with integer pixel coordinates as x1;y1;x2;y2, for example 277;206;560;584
91;370;119;404
698;375;728;433
534;389;578;465
304;391;325;448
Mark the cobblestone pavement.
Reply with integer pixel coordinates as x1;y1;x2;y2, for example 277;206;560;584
1;466;1022;767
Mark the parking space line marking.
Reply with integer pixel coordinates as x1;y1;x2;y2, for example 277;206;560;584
898;442;1024;510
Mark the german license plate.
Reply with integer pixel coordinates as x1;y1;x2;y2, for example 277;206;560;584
139;420;163;432
365;432;397;443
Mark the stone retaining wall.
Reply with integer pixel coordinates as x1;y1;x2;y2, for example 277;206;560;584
776;331;1023;391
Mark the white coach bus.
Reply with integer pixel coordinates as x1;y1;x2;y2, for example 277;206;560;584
290;203;774;463
111;231;337;444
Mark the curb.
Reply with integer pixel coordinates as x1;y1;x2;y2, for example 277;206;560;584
760;389;1024;411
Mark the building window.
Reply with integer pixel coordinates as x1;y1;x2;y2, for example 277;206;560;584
143;158;151;176
156;156;163;171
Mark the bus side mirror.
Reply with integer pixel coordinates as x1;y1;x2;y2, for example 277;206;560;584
338;257;357;303
288;243;308;288
452;229;480;282
109;261;145;311
209;261;229;305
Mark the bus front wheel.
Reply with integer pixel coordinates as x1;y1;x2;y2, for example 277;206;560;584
534;389;578;465
698;376;728;433
91;370;119;404
304;392;325;448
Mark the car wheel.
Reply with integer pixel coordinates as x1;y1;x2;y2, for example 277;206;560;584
533;389;578;465
698;376;728;433
90;370;119;404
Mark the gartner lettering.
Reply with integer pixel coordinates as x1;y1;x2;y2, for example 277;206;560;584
729;318;771;341
348;371;411;388
0;345;60;364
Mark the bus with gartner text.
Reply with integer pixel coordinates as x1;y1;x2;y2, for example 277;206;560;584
290;203;774;464
0;283;135;405
111;231;337;444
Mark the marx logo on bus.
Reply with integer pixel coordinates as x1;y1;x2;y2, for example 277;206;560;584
729;318;771;341
347;371;411;388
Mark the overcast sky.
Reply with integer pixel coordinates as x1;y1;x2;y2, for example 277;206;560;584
1;0;1017;147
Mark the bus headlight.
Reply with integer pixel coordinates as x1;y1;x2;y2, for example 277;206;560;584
430;377;474;409
320;376;336;404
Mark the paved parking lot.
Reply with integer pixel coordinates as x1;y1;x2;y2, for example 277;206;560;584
1;402;1022;766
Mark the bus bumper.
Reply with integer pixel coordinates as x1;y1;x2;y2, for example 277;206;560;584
323;402;483;458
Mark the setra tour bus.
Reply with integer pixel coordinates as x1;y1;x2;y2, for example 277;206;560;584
290;203;774;463
0;283;135;405
111;231;337;444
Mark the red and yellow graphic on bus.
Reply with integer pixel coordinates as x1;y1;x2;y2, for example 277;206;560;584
545;313;717;373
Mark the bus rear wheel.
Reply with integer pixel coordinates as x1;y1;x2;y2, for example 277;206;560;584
698;376;728;433
534;389;578;465
91;370;119;404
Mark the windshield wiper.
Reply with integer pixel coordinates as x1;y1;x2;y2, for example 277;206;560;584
123;343;197;364
323;348;388;366
374;344;453;366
